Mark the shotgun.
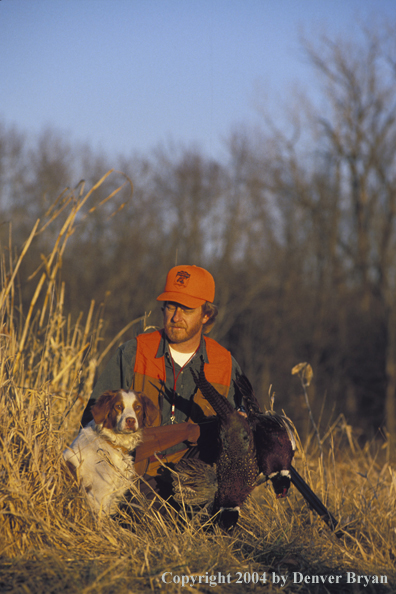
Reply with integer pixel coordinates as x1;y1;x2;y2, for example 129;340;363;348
290;465;343;538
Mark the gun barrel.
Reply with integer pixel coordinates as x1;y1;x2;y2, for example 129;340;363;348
290;466;343;538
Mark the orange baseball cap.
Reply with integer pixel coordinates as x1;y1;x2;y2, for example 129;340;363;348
156;265;215;308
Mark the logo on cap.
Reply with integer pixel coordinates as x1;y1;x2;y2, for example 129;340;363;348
174;270;190;288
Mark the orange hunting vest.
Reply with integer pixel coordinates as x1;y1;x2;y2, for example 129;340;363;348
132;330;232;475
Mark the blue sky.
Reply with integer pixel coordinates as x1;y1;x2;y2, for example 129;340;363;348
1;0;395;162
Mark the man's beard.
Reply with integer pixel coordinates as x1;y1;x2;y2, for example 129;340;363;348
164;319;204;345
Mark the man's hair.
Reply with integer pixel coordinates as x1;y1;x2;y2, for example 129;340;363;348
202;302;218;334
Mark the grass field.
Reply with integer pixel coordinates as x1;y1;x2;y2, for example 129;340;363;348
0;177;395;593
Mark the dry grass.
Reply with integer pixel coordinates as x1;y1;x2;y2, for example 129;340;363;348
0;176;395;593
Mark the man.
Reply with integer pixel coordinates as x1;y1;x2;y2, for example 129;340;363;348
82;264;244;479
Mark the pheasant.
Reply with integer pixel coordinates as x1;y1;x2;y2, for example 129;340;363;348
172;359;259;530
234;373;297;498
171;365;342;536
234;374;343;536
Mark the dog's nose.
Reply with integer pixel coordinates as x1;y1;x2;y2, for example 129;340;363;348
125;417;137;429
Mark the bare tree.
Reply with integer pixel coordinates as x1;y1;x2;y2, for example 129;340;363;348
301;25;396;447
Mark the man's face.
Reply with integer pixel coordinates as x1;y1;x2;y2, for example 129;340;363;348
163;302;209;346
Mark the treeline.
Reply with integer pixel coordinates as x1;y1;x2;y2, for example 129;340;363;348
1;23;396;442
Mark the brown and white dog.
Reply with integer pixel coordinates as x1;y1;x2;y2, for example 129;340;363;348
63;390;159;514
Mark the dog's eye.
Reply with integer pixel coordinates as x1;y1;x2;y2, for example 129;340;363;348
134;404;142;412
114;404;123;412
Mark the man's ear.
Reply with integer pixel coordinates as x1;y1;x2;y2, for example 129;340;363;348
201;308;210;325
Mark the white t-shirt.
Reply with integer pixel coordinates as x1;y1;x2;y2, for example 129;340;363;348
169;345;197;368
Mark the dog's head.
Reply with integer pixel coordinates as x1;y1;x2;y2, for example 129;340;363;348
91;390;159;433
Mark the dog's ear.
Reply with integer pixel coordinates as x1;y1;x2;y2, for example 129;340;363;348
91;390;119;424
139;394;160;427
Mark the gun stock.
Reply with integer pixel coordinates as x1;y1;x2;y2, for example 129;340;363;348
290;466;343;538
